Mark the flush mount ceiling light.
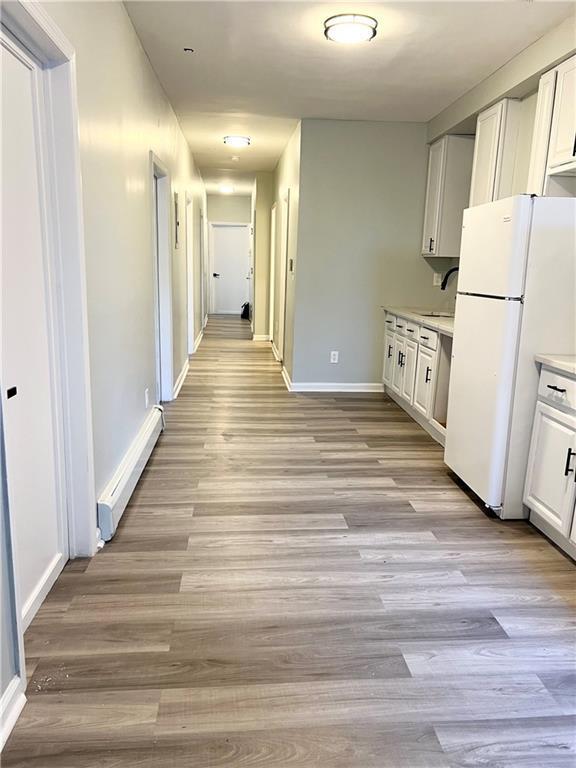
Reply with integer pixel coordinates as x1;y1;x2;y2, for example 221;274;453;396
223;135;251;148
219;183;235;195
324;14;378;43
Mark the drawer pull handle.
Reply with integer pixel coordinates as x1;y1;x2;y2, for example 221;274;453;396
564;448;575;477
397;324;404;329
387;345;393;358
421;335;429;340
425;366;432;383
547;385;567;394
406;329;414;333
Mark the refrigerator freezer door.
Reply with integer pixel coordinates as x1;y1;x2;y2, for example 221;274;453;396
444;293;522;509
458;196;533;298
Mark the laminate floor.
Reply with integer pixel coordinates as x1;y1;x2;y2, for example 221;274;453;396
4;315;576;767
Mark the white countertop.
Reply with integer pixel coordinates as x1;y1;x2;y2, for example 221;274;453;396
383;306;455;337
535;354;576;376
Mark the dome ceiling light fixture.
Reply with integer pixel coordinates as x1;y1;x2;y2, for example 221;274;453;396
324;14;378;43
223;135;251;148
219;183;235;195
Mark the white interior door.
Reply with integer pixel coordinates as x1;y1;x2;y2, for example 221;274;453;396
211;224;250;314
186;198;195;354
275;193;290;360
1;36;67;627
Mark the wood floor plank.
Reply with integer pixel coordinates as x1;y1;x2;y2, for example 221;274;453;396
3;315;575;767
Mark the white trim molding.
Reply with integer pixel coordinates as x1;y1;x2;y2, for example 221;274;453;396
271;341;281;362
172;358;189;399
253;334;270;342
193;329;203;353
285;380;384;393
97;407;164;541
281;366;292;391
21;551;67;631
0;676;26;752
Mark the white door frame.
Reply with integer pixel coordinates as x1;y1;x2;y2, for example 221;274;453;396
268;203;277;343
0;0;96;746
277;191;290;361
208;222;251;314
185;193;195;355
200;210;207;329
150;153;173;402
1;1;97;560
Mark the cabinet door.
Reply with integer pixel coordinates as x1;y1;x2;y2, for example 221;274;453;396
383;331;395;386
391;336;405;394
401;339;418;403
421;139;445;255
527;69;557;195
469;102;503;207
524;401;576;536
413;345;436;418
548;55;576;169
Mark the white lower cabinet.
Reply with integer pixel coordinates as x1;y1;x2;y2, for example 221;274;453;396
524;400;576;537
391;336;405;394
413;345;437;418
383;331;395;387
401;339;418;403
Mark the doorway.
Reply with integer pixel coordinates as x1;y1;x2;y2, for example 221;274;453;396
1;32;68;628
268;203;277;343
151;155;173;402
209;223;251;315
186;194;195;355
273;191;290;362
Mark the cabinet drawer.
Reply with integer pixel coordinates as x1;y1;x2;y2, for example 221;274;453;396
394;317;408;335
539;369;576;412
419;328;438;350
384;313;396;332
404;321;420;341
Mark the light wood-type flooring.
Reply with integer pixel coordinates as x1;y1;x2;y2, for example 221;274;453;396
3;315;576;767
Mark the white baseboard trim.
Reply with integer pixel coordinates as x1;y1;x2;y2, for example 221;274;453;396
193;329;203;353
172;358;189;399
281;366;292;391
271;342;281;362
252;334;270;342
385;386;445;446
288;381;384;393
21;551;67;630
0;676;26;751
97;406;164;541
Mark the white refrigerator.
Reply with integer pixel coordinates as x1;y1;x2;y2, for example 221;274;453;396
444;195;576;519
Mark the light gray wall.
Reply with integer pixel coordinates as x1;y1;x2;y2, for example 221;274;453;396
42;1;205;497
253;172;274;337
291;119;450;385
207;194;252;223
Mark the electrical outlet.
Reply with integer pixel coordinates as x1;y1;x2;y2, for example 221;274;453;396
433;272;442;287
330;351;339;364
144;388;149;408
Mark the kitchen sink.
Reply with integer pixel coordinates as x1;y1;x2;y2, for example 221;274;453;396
420;312;454;318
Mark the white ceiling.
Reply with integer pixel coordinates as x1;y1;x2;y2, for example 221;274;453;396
126;1;574;175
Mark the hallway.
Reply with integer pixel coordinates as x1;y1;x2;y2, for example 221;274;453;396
3;316;576;766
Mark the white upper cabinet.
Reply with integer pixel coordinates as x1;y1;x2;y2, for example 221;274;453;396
527;69;557;195
469;99;521;207
547;55;576;170
421;135;474;258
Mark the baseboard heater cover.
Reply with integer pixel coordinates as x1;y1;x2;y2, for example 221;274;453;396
97;405;164;541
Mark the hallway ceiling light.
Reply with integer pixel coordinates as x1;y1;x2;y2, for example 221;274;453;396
219;183;235;194
223;135;251;148
324;14;378;43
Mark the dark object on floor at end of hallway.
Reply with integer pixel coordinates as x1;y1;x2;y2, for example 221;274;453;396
241;302;250;320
